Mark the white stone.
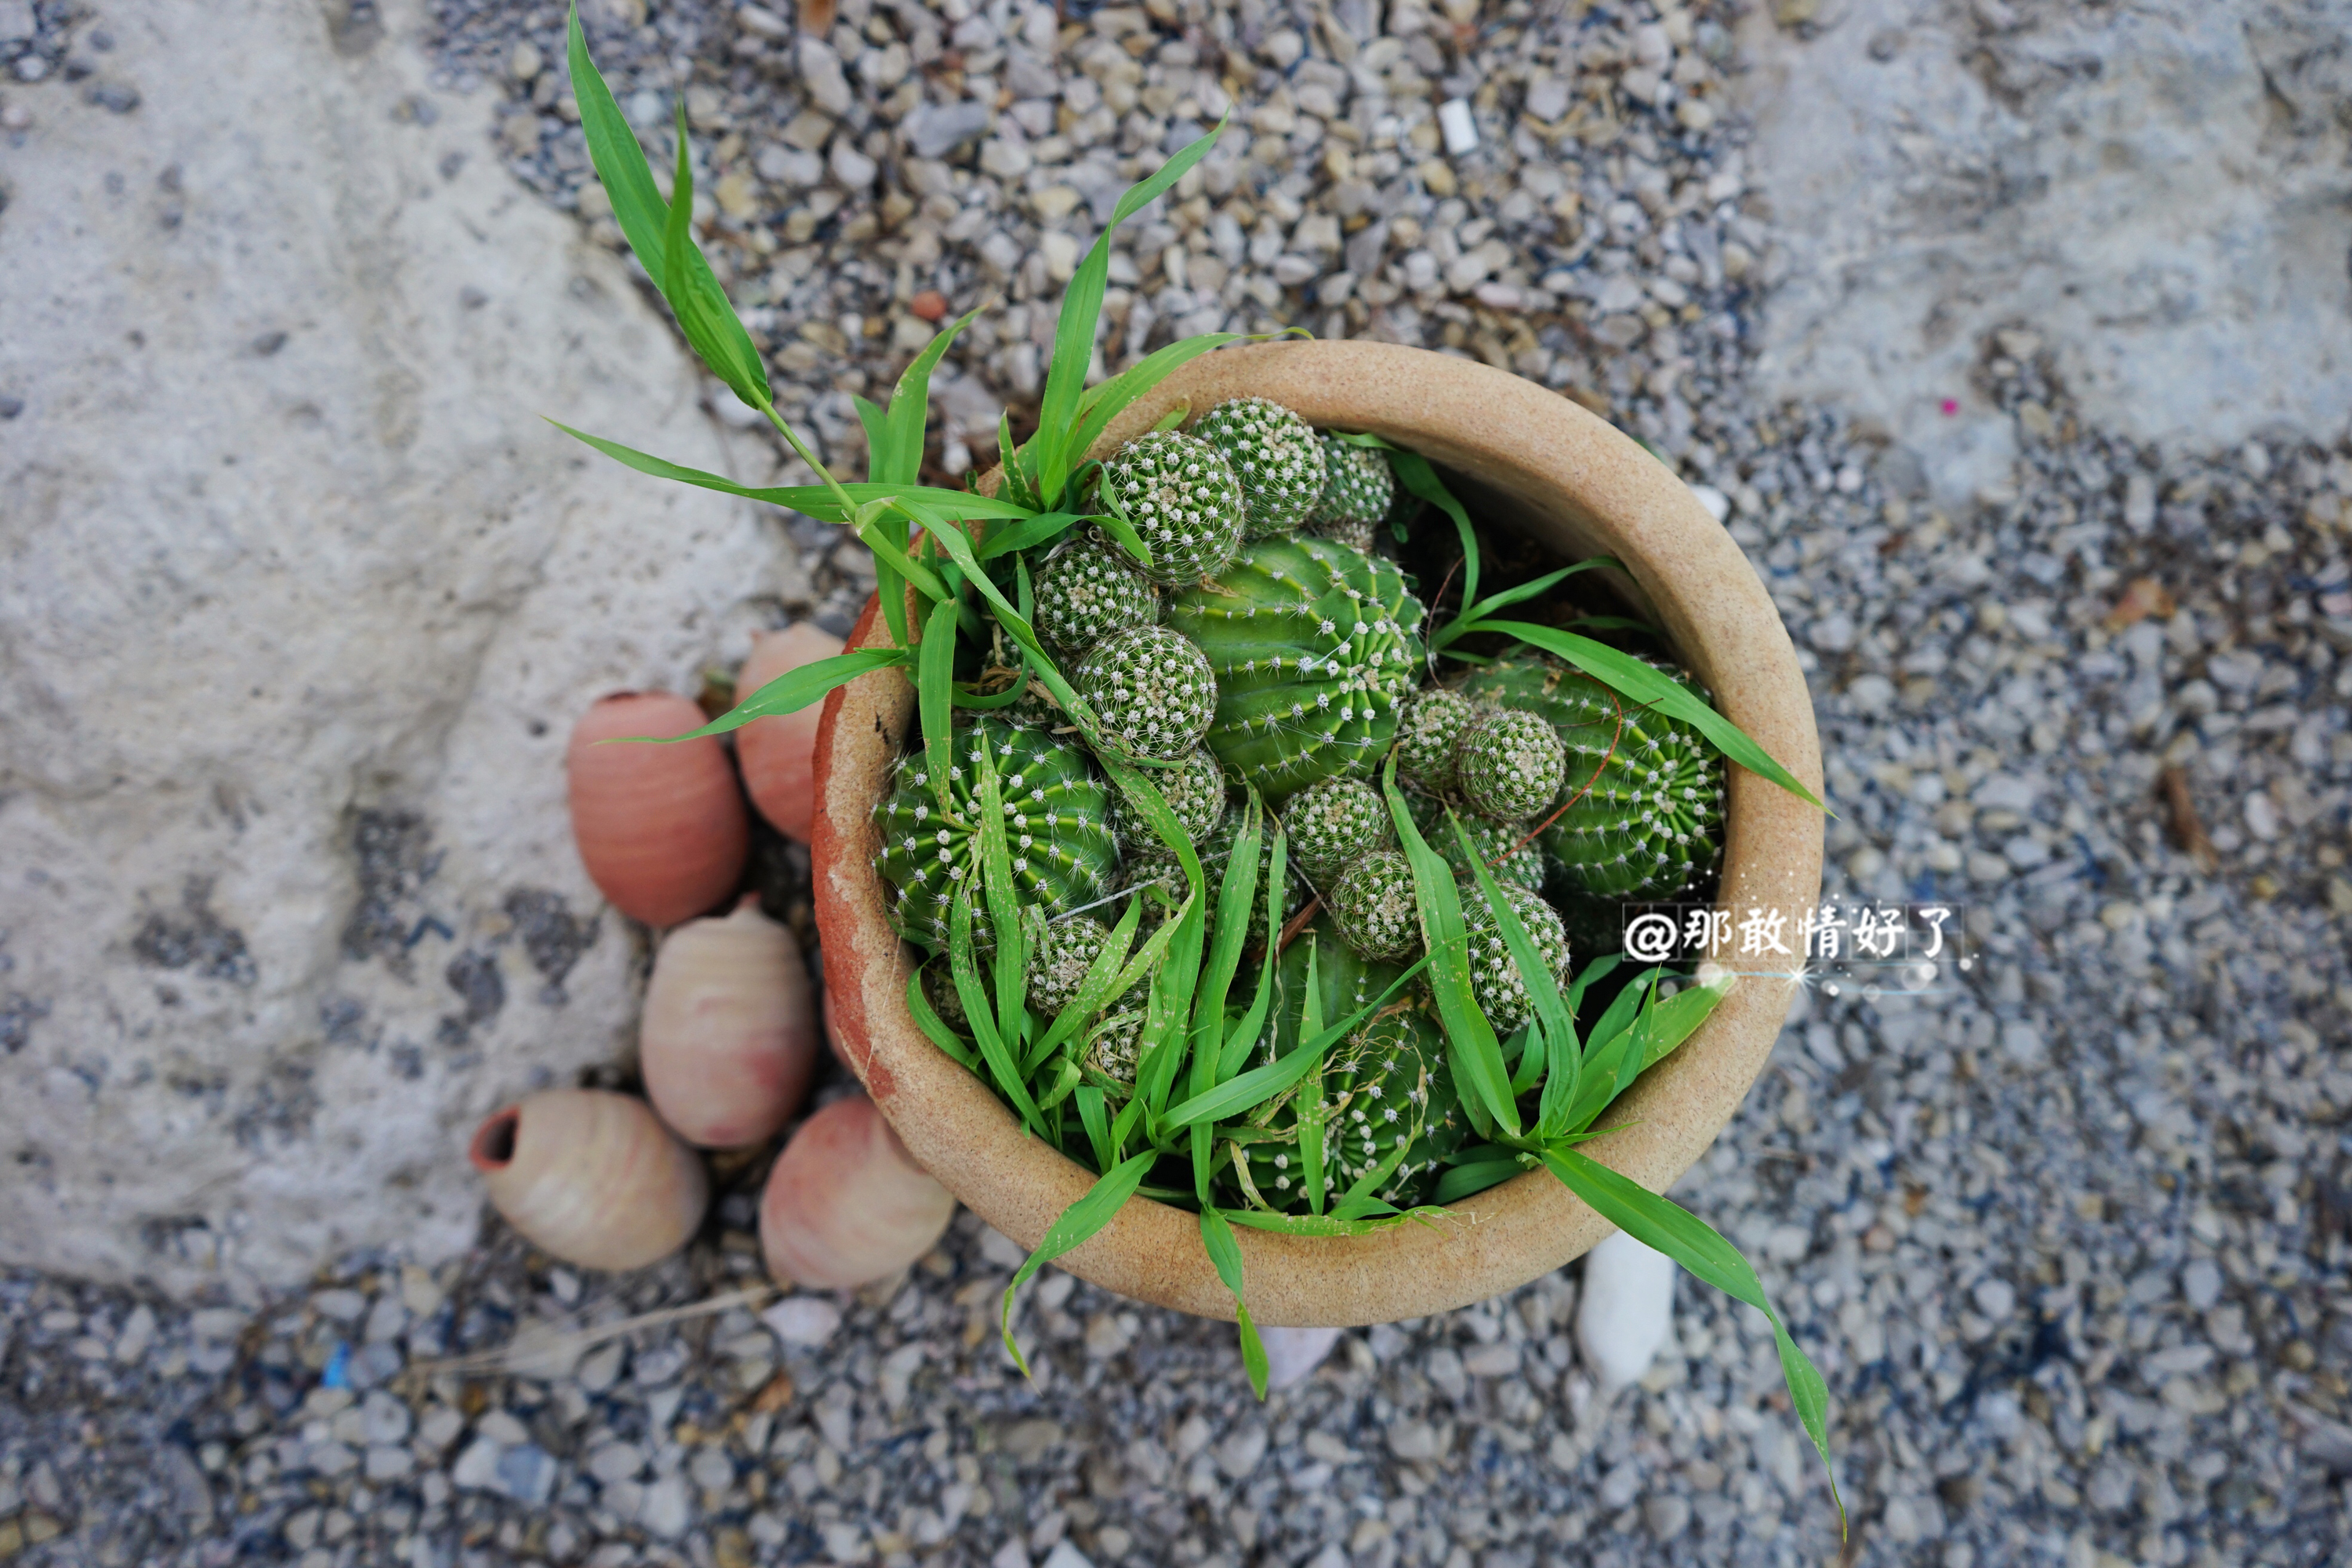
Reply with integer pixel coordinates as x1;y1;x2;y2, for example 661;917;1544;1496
1258;1324;1341;1392
1576;1229;1679;1392
762;1296;844;1346
1436;97;1479;156
1739;2;2352;507
0;1;779;1293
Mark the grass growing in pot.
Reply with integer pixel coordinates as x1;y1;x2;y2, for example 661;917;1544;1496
547;2;1841;1524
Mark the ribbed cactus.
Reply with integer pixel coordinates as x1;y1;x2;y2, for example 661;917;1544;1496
1461;879;1572;1034
1221;924;1440;1211
1328;848;1421;962
1410;797;1544;892
1107;743;1226;854
1280;775;1392;884
1456;706;1568;822
1100;430;1245;586
1033;533;1158;656
1394;686;1475;797
1074;623;1218;763
1166;536;1426;798
1460;656;1726;899
1192;397;1327;539
1308;435;1395;554
873;716;1118;949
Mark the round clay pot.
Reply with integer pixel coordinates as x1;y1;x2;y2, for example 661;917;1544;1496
811;340;1824;1327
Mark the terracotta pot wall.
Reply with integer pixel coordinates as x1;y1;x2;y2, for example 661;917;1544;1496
812;340;1824;1327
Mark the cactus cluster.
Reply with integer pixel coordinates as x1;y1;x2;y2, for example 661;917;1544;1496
1280;775;1392;884
1393;687;1475;796
1108;743;1226;853
1025;912;1109;1018
1461;880;1572;1033
1033;534;1158;655
1411;797;1544;893
1308;435;1396;554
1167;536;1426;797
1075;623;1219;763
873;716;1119;949
1328;848;1421;962
1457;706;1569;823
1102;430;1246;586
1193;397;1327;539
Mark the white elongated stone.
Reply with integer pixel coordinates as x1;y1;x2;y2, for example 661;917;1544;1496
1437;97;1479;156
1576;1230;1679;1392
1258;1325;1342;1392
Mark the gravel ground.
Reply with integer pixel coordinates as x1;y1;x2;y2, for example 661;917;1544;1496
6;1;2352;1566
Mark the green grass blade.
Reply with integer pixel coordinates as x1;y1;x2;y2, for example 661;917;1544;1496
905;965;978;1069
658;103;771;408
1029;895;1144;1070
1433;1157;1528;1204
1435;557;1624;649
972;725;1032;1070
1462;619;1825;811
1216;825;1287;1081
1189;793;1262;1097
1076;1086;1112;1173
1554;966;1738;1137
564;5;669;290
1066;330;1250;462
852;394;890;477
1449;810;1578;1108
1199;1207;1269;1399
1567;953;1624;1014
916;594;958;812
975;510;1085;561
544;420;1033;521
1223;1207;1434;1236
1542;1146;1843;1530
879;307;983;487
606;648;908;742
1584;964;1666;1058
1635;971;1733;1074
1381;761;1519;1138
999;1148;1156;1374
1390;449;1477;612
1163;959;1421;1129
949;891;1044;1136
1034;117;1229;505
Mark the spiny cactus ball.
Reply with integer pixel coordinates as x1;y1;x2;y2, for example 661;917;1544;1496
1075;623;1218;763
1411;797;1544;892
873;716;1118;949
1461;880;1571;1034
1193;397;1327;539
1459;656;1727;899
1108;744;1225;853
1033;534;1158;655
1281;776;1391;884
1025;913;1109;1019
1328;848;1421;961
1394;687;1475;796
1311;436;1396;535
1167;537;1426;797
1235;1009;1443;1210
1102;430;1245;586
1457;707;1568;822
918;959;967;1030
1084;1007;1145;1094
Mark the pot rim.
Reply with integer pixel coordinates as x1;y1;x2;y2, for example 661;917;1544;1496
812;339;1824;1327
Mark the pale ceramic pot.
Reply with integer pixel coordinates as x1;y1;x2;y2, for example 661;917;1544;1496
811;339;1824;1327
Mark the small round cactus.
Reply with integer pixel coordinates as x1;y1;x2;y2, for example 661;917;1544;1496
1328;848;1421;961
1394;687;1475;797
1234;1009;1445;1209
873;716;1118;950
1460;880;1572;1035
1025;913;1109;1019
1100;430;1245;586
1033;534;1158;656
1166;536;1426;797
1192;397;1327;539
1410;797;1544;892
918;959;967;1031
1459;656;1727;899
1281;776;1391;884
1456;706;1567;822
1108;744;1225;854
1083;1009;1145;1093
1308;435;1396;546
1075;623;1218;763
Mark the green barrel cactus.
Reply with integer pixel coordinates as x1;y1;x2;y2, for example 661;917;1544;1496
1457;706;1567;823
1410;796;1544;892
1460;656;1726;899
1328;848;1421;962
873;716;1118;950
1100;430;1245;586
1074;623;1218;763
1394;686;1475;797
1221;924;1439;1210
1165;536;1426;798
1280;776;1392;884
1107;743;1225;855
1308;435;1395;554
1461;879;1572;1034
1033;533;1158;656
1192;397;1326;539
